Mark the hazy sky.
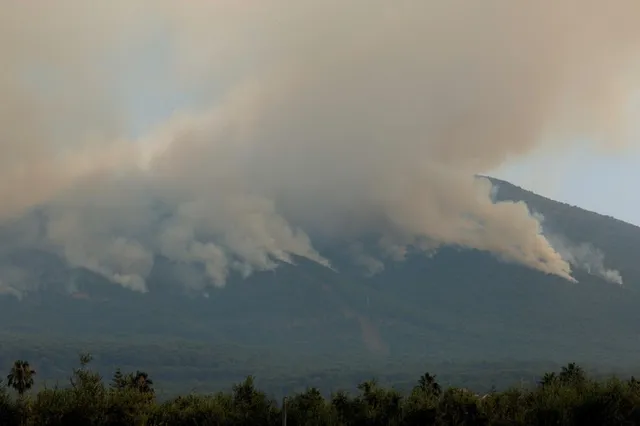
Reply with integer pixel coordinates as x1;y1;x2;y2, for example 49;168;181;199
495;145;640;225
3;1;639;293
123;45;640;227
127;97;640;225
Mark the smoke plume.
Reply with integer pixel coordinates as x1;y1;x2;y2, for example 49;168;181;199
546;234;624;286
1;0;640;292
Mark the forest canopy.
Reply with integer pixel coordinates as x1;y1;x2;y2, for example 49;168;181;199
1;354;639;425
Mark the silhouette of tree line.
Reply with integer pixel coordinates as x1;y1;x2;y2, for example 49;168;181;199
1;355;640;425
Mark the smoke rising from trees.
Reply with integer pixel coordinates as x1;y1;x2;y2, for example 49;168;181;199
1;1;638;292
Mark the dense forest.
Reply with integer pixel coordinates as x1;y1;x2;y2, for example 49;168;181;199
2;354;640;425
2;180;640;423
4;179;640;377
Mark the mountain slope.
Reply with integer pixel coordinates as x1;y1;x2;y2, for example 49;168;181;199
489;177;640;287
1;178;640;392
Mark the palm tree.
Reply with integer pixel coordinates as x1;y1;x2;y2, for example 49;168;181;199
417;372;442;396
7;360;36;396
559;362;585;385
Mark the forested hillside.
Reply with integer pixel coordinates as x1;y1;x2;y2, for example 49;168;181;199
1;179;640;395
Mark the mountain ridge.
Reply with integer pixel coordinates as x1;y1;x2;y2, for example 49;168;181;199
1;177;639;394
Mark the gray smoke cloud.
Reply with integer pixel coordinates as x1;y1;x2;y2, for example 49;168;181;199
1;0;640;292
546;234;624;286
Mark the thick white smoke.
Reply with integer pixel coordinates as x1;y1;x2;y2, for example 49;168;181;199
547;234;624;286
1;0;640;292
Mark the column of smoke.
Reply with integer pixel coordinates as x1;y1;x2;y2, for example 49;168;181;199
546;234;624;286
1;0;640;294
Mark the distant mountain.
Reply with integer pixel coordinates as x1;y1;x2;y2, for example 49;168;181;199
489;177;640;287
1;177;640;393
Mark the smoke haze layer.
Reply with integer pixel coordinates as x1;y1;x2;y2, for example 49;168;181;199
1;0;639;292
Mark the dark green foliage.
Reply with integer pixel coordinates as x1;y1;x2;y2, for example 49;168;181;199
0;384;20;425
4;178;640;420
286;388;336;425
7;360;35;396
3;358;640;425
417;373;442;397
110;368;125;390
128;371;154;395
4;179;640;390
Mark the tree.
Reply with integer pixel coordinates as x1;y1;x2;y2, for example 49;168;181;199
539;372;557;387
231;375;279;425
286;387;334;425
355;379;403;425
332;390;354;423
110;368;126;390
6;360;36;396
130;371;154;395
70;353;102;393
417;372;442;397
559;362;586;385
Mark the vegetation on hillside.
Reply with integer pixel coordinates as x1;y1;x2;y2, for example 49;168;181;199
2;354;640;425
2;179;640;400
3;331;630;399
